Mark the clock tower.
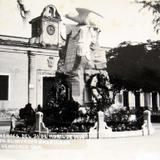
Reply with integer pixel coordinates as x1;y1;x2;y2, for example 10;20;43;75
29;5;62;47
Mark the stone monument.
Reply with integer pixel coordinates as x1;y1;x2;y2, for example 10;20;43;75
58;8;103;105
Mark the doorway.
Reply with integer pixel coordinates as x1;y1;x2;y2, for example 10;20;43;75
43;77;55;106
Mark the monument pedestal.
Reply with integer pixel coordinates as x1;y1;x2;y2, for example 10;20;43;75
89;111;112;138
142;110;154;136
35;112;49;136
70;68;85;105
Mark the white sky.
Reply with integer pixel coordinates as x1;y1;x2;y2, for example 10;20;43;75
0;0;159;47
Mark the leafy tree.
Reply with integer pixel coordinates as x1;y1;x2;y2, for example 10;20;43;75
136;0;160;33
19;103;35;126
106;41;160;92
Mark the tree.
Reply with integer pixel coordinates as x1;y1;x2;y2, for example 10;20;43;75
106;41;160;92
136;0;160;33
43;72;80;128
17;0;30;21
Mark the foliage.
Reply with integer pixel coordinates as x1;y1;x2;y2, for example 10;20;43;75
43;71;116;131
19;103;35;126
105;106;140;131
43;98;80;128
43;73;80;128
136;0;160;33
51;105;98;132
106;41;160;92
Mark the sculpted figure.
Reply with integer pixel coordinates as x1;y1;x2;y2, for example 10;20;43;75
65;25;100;74
64;8;103;74
57;8;103;104
41;4;61;19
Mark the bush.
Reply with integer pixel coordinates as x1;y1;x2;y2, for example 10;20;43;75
19;103;35;126
105;105;140;131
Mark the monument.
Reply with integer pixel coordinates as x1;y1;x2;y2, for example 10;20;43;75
9;5;155;138
57;8;103;105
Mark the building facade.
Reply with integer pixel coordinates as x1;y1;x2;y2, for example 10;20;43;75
0;4;107;111
0;5;63;110
0;35;59;110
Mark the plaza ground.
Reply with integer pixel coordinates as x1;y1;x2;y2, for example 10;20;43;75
0;123;160;160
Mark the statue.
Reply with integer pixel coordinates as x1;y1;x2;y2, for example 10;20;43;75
64;25;100;74
57;8;103;104
41;4;61;19
65;8;103;27
57;8;103;74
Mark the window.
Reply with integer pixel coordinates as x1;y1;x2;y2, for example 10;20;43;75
0;75;9;100
43;77;55;106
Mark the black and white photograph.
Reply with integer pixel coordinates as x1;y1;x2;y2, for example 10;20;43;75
0;0;160;160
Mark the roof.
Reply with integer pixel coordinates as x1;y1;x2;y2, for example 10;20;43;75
29;16;61;24
0;35;59;50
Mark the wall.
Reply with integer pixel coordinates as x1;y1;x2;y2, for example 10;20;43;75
0;51;28;110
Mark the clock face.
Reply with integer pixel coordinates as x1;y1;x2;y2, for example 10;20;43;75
46;25;55;35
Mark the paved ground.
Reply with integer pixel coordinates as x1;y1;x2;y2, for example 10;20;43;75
0;123;160;160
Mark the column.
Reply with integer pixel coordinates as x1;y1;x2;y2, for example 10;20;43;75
157;92;160;110
71;68;84;105
28;51;37;108
128;91;135;109
120;90;124;106
140;92;145;107
150;93;153;110
144;92;151;110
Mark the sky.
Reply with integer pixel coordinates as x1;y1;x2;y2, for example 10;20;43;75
0;0;159;47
